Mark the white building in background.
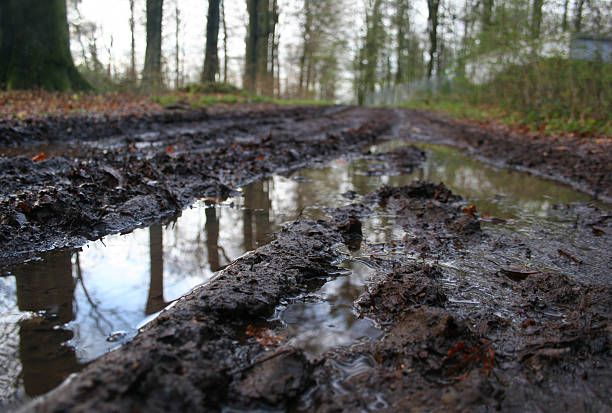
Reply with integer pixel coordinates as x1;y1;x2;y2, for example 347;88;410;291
570;34;612;62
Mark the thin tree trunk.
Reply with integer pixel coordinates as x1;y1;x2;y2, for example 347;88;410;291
175;1;180;88
562;0;569;31
482;0;493;29
256;0;270;94
129;0;137;83
245;0;258;91
202;0;221;83
222;0;228;83
143;0;164;90
574;0;585;32
531;0;544;39
427;0;440;79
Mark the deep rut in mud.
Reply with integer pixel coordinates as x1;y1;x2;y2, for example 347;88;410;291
0;106;610;412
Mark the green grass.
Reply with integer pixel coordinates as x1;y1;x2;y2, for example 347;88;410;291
402;98;612;137
272;98;334;106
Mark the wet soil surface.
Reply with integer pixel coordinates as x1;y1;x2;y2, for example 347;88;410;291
17;180;612;412
0;106;610;411
0;106;392;266
403;109;612;202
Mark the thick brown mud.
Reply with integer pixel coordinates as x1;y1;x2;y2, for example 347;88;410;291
1;106;610;412
0;106;393;266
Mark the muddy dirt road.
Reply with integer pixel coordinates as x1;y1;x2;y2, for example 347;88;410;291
0;105;610;412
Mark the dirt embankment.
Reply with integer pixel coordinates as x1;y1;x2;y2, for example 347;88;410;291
22;181;611;412
404;109;612;202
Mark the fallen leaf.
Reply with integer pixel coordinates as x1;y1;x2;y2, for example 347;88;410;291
31;152;46;162
445;339;494;379
500;265;539;282
166;145;174;154
462;204;477;217
591;226;605;236
246;325;285;346
558;249;582;264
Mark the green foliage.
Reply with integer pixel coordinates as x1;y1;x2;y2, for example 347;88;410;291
180;82;243;95
196;94;241;106
272;98;334;106
403;96;612;137
481;58;612;122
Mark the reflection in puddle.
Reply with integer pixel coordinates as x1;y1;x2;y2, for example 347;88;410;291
0;141;601;405
274;262;382;358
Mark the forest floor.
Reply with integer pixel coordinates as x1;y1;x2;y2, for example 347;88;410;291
1;101;610;412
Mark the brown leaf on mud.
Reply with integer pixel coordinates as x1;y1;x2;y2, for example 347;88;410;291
462;204;477;217
591;226;606;236
31;152;47;162
445;339;495;379
246;325;285;346
165;145;175;154
558;249;582;264
500;266;540;282
101;165;125;187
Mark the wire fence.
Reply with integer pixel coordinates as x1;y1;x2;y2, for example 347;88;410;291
364;77;451;106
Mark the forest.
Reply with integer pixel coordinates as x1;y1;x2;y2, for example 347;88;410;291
0;1;611;412
0;0;610;133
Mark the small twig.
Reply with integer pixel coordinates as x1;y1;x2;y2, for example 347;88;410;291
230;348;294;376
558;249;582;264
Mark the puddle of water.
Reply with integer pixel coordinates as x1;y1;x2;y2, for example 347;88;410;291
272;261;382;358
0;140;604;405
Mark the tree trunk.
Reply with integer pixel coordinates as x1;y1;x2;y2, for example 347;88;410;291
562;0;569;31
531;0;544;39
574;0;585;32
427;0;440;79
129;0;137;83
143;0;164;90
244;0;275;94
0;0;90;91
202;0;221;83
364;0;384;93
245;0;258;92
256;0;270;94
394;0;410;84
481;0;493;29
175;2;181;88
222;0;228;83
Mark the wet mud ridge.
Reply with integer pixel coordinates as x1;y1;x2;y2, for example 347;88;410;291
0;106;393;266
22;181;611;412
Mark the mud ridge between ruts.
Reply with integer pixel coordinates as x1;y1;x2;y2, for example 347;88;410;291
403;108;612;202
0;106;394;267
21;181;611;412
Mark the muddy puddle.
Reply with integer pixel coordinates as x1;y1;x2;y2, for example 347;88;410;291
0;140;603;406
